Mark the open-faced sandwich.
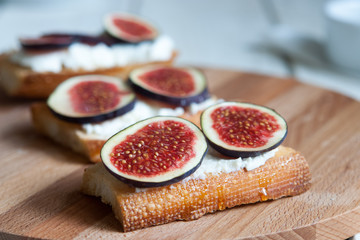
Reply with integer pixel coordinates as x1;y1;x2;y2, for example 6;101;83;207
0;12;176;98
31;65;217;162
81;103;311;232
30;64;311;232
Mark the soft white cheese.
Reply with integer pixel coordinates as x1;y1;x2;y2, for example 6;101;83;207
82;100;183;139
11;51;66;73
189;97;224;115
149;35;174;60
11;35;175;73
82;98;218;139
188;147;278;180
135;148;278;192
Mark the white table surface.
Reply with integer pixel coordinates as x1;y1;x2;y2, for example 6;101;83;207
0;0;359;101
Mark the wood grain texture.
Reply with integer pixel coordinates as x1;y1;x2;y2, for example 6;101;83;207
0;68;359;240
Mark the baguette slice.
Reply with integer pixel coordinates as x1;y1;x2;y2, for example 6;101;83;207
31;101;202;163
82;145;311;232
0;51;176;98
31;102;105;162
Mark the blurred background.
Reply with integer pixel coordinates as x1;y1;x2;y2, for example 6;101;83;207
0;0;359;100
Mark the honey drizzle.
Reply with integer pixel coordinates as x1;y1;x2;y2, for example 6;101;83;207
258;174;272;201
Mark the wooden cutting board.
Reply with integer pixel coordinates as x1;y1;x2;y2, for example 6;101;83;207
0;68;359;240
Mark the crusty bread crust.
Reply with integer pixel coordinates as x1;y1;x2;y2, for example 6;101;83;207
0;52;177;98
31;102;107;162
81;146;311;232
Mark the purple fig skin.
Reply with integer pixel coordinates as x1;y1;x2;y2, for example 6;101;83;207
205;131;287;158
129;79;210;106
100;116;209;188
43;33;111;46
102;157;204;188
49;98;136;124
200;102;288;158
20;35;74;50
128;66;210;107
104;12;158;43
100;32;156;45
20;32;155;50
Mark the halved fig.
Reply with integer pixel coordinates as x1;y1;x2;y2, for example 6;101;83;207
104;12;158;43
20;35;74;50
101;116;208;188
20;33;112;50
129;65;209;106
201;102;287;158
43;33;107;46
47;75;136;123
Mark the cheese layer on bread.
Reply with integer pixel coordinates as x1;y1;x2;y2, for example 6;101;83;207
82;97;221;139
135;147;278;192
11;35;174;73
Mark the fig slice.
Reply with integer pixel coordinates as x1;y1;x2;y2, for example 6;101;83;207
104;12;158;43
101;116;208;188
20;33;113;50
42;33;107;46
201;102;288;158
47;75;136;123
20;35;74;50
129;65;209;106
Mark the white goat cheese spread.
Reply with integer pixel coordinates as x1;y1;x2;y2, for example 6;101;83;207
11;35;175;73
188;147;278;179
82;97;220;139
135;148;278;192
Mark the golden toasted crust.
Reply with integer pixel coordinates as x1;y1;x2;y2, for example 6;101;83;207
0;52;177;98
31;102;106;162
81;146;311;232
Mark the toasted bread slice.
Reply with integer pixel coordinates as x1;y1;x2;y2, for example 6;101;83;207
0;52;177;98
81;145;311;232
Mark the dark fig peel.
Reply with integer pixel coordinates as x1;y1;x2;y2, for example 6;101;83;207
201;102;288;158
47;75;136;123
20;35;74;50
101;116;208;188
104;12;158;43
129;65;209;106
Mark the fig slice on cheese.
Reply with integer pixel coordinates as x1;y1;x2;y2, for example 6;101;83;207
201;102;288;158
47;75;136;123
20;33;120;50
101;116;208;188
129;65;209;106
104;12;158;43
20;35;74;50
